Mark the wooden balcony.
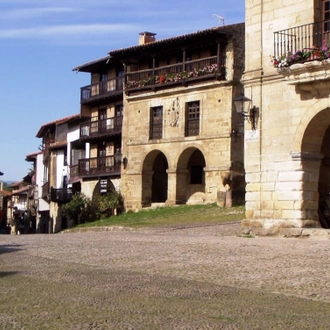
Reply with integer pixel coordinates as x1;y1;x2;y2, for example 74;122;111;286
78;156;121;177
80;116;123;140
80;77;124;103
125;56;225;93
41;181;49;199
69;164;80;184
50;187;73;203
42;137;55;162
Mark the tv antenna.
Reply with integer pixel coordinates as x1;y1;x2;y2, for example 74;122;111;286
212;14;225;26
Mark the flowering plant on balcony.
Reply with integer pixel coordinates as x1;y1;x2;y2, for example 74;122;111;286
125;63;219;89
272;40;330;68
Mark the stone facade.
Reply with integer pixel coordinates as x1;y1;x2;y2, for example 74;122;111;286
109;24;246;211
81;178;121;200
242;0;330;234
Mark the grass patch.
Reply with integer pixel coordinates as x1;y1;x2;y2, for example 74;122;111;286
74;204;245;229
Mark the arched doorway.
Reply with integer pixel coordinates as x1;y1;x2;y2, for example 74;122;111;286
318;124;330;228
176;148;206;204
93;178;115;199
300;108;330;228
142;151;169;207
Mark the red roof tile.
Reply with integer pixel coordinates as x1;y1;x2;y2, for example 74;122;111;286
36;113;80;138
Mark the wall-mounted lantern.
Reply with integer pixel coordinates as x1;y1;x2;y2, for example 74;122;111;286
114;150;128;169
234;95;258;130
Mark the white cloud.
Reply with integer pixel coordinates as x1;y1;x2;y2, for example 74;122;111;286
3;7;84;20
0;23;138;39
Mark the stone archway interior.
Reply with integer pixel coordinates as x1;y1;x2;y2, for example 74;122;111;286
318;124;330;228
176;148;206;204
301;109;330;228
142;150;169;207
152;153;168;203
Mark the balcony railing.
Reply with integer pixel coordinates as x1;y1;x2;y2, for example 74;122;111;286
81;77;124;102
69;164;79;184
125;56;225;90
80;115;123;139
50;187;73;203
78;156;121;177
273;20;330;68
41;181;49;199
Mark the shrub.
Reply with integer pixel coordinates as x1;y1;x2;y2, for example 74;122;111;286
62;193;89;226
99;191;124;217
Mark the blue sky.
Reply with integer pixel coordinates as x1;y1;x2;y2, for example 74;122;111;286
0;0;245;182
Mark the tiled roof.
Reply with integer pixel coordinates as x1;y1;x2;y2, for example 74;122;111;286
25;151;41;161
9;181;23;188
10;186;29;196
0;190;12;196
109;23;243;56
36;114;80;138
72;55;110;72
49;140;67;149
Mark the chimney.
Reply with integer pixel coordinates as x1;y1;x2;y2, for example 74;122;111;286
139;32;156;45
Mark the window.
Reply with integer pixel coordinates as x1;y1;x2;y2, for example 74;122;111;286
99;108;107;133
116;71;124;90
99;73;108;94
115;104;123;117
115;105;123;130
150;106;163;140
64;149;67;166
98;143;106;169
185;101;200;137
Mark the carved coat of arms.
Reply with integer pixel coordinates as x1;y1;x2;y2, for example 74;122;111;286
168;97;180;127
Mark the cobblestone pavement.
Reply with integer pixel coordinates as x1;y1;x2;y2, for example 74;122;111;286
1;223;330;329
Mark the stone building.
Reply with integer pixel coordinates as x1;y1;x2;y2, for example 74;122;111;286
242;0;330;235
109;24;245;210
72;56;124;203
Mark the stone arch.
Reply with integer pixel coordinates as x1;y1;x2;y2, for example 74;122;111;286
297;108;330;228
176;147;206;204
293;107;330;152
92;179;116;199
142;150;169;207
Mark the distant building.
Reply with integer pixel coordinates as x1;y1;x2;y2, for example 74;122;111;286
36;114;82;232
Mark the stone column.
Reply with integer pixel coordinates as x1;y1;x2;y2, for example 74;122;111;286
166;170;177;206
176;169;188;204
141;170;153;207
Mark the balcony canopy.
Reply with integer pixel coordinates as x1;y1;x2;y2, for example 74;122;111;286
72;55;123;74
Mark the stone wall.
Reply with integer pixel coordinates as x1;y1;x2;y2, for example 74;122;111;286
242;0;330;234
121;81;245;211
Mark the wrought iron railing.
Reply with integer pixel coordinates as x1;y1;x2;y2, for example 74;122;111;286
50;187;73;203
80;116;123;139
78;156;121;176
125;56;225;89
80;77;124;102
274;20;330;61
